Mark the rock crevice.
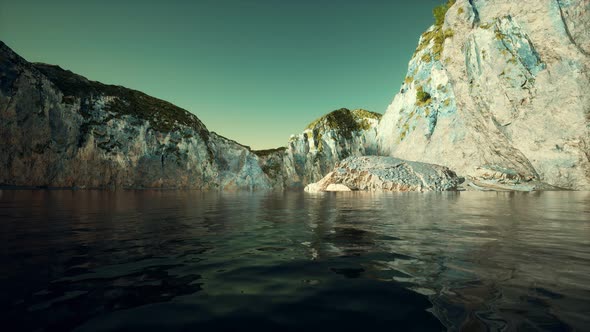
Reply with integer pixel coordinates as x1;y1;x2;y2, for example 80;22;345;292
377;0;590;190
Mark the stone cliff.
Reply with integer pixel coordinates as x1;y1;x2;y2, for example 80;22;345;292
377;0;590;190
0;42;271;189
2;0;588;191
256;108;381;189
0;42;380;189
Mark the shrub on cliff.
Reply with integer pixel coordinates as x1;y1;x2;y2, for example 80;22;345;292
434;0;456;26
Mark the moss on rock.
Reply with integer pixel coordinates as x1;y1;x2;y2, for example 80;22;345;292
305;108;381;139
253;147;287;158
416;86;432;106
433;0;456;26
33;63;210;141
414;0;456;61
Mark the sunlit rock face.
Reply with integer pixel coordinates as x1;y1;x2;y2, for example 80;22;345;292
256;108;381;189
3;0;588;190
377;0;590;190
0;42;271;190
304;156;462;193
0;42;381;190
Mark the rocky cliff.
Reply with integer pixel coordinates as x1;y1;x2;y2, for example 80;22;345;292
255;108;381;189
2;0;589;191
0;42;273;189
0;41;381;190
377;0;590;190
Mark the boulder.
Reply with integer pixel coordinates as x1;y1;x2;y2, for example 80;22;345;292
304;156;462;192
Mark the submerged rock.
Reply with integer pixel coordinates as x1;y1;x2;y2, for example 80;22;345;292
304;156;462;192
466;179;536;192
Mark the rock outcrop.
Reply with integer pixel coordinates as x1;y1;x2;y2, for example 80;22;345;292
0;41;272;189
0;42;380;190
2;0;589;191
376;0;590;190
304;156;462;192
256;108;381;189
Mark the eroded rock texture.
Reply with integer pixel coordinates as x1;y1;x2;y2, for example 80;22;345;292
305;156;461;192
377;0;590;190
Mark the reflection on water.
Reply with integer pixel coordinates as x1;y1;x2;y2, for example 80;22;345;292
0;190;589;331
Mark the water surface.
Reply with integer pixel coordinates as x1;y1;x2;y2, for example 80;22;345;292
1;190;589;331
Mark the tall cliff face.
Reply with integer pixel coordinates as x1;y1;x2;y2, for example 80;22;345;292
0;42;380;190
256;108;381;189
377;0;590;190
3;0;588;191
0;42;271;189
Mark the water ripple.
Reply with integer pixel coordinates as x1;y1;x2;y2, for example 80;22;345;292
0;190;588;331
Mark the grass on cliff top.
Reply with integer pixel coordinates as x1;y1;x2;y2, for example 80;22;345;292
305;108;382;139
434;0;456;26
253;147;288;158
33;63;209;137
414;0;456;61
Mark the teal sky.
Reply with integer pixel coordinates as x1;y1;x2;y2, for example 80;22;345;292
0;0;441;149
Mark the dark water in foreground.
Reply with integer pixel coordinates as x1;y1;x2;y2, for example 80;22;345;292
0;190;589;331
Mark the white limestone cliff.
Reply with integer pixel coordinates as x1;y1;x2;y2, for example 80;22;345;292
377;0;590;190
0;42;380;190
0;43;271;190
2;0;589;191
256;108;381;189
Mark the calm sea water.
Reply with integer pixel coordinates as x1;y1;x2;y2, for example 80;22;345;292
0;190;589;331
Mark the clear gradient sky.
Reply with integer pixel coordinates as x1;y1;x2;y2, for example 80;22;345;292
0;0;442;149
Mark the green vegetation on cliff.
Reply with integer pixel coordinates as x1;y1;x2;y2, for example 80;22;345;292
416;86;432;106
253;147;287;158
415;0;456;60
305;108;381;139
33;64;209;139
434;0;456;26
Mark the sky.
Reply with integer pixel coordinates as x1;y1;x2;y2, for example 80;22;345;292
0;0;442;149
